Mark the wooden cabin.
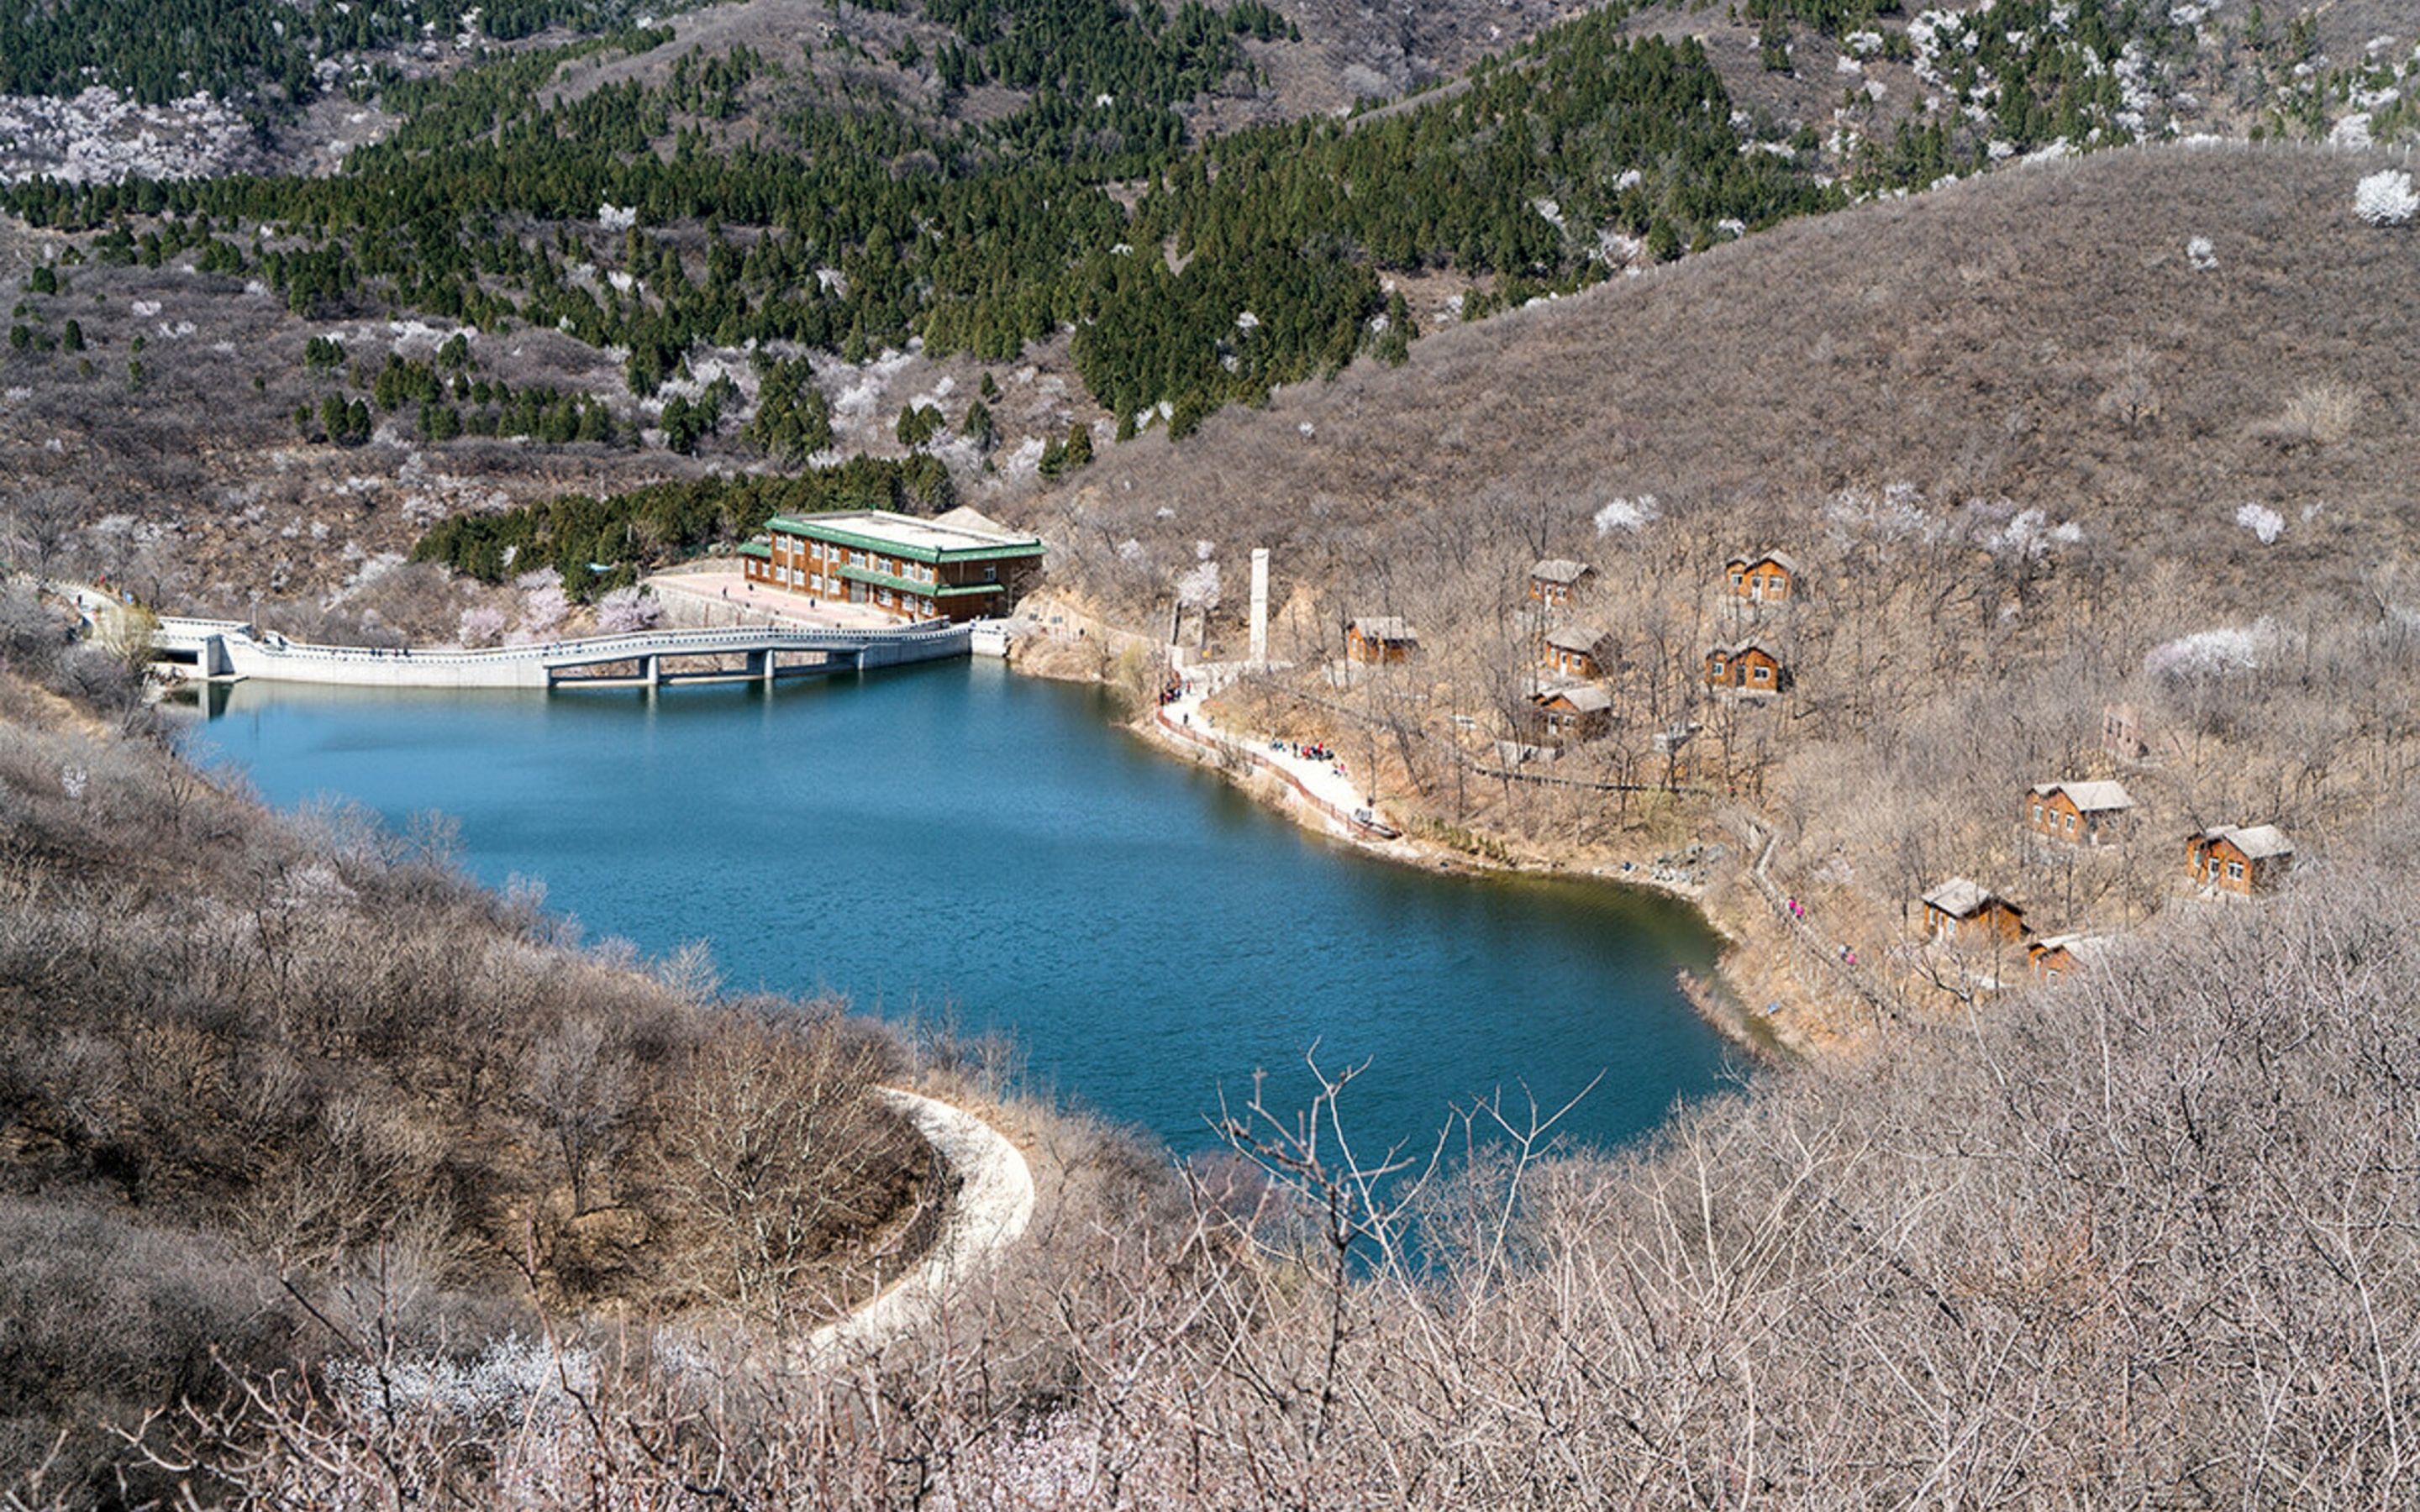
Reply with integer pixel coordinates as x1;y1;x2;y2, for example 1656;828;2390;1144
2186;823;2295;896
1703;638;1786;693
1725;550;1802;604
1540;623;1611;680
1529;558;1591;607
2027;933;2105;984
2024;780;2136;848
1529;681;1613;743
1346;617;1419;664
1922;877;2028;946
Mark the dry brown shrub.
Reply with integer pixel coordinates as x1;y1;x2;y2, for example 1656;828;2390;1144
2254;378;2363;449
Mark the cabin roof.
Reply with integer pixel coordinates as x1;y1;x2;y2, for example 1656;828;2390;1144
765;508;1045;563
1534;683;1613;712
2033;933;2110;968
1544;623;1609;654
2032;780;2135;813
1531;558;1591;585
1728;549;1804;575
1349;617;1417;643
1708;638;1783;660
1923;877;2019;919
2204;822;2295;860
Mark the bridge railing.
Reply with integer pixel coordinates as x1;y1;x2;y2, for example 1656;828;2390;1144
155;618;965;666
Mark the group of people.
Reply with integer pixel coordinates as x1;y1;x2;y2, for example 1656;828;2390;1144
1784;895;1858;969
1273;738;1337;764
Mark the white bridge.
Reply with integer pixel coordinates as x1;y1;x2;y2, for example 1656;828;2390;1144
148;616;970;690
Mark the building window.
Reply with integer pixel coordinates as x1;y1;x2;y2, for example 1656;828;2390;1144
1752;665;1771;684
2227;860;2244;880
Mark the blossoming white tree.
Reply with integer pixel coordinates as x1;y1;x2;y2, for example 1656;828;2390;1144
513;570;570;642
596;585;660;634
456;604;507;646
2354;170;2418;228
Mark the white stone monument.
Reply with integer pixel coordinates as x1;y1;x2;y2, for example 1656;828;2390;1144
1249;548;1270;667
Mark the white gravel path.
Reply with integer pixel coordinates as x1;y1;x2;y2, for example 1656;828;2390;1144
1159;682;1388;832
805;1088;1036;1363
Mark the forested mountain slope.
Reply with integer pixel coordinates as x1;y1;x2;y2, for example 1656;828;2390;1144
1051;142;2417;586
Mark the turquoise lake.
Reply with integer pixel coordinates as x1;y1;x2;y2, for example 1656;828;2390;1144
183;659;1734;1155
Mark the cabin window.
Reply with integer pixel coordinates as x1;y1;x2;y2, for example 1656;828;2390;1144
1730;570;1745;586
1752;664;1771;684
2227;860;2245;880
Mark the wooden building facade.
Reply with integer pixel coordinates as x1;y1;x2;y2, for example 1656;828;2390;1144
1704;638;1786;693
1725;551;1802;603
1541;624;1611;680
2186;824;2295;896
1347;617;1419;663
1529;558;1591;607
2025;780;2136;848
2027;933;2104;984
1923;877;2027;947
1529;682;1612;742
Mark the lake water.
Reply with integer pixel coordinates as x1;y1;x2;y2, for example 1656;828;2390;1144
184;659;1734;1156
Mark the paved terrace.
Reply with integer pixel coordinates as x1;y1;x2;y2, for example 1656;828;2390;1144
644;564;902;631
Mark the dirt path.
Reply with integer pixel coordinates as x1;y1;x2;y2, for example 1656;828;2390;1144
805;1088;1035;1363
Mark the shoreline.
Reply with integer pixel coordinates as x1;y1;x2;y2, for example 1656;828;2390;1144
1050;650;1798;1061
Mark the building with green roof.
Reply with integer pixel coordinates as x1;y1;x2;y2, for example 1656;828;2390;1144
741;507;1046;623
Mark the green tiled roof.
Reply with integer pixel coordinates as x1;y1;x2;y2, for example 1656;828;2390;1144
736;541;771;559
765;512;1044;564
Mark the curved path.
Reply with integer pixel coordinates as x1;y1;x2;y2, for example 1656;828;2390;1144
806;1088;1036;1363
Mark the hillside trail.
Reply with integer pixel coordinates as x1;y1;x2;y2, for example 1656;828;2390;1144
804;1088;1036;1364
